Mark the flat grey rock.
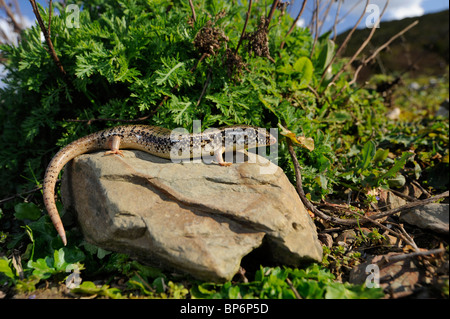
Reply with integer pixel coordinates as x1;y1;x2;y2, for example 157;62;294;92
400;203;449;234
61;150;322;282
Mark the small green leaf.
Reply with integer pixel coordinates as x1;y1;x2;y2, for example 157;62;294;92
296;279;325;299
317;38;334;74
226;285;241;299
71;281;122;299
387;174;406;188
373;148;389;164
152;276;167;293
27;257;55;280
53;248;67;271
379;151;415;181
326;111;352;123
14;203;41;221
358;141;376;172
0;258;16;281
293;57;313;89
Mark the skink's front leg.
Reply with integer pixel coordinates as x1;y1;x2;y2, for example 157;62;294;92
104;135;124;156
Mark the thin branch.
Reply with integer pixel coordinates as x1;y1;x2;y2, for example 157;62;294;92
318;0;369;87
0;0;23;33
286;136;449;251
358;214;419;252
348;20;419;86
331;0;342;42
317;0;333;36
309;0;319;58
0;183;48;205
333;0;361;31
286;137;354;226
397;223;419;251
196;68;212;106
286;278;302;299
328;0;390;87
379;248;446;265
236;0;252;53
266;0;279;25
188;0;196;23
286;136;449;227
48;0;52;36
280;0;307;49
28;0;66;75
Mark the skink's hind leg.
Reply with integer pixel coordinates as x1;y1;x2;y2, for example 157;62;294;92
104;135;124;156
215;149;232;167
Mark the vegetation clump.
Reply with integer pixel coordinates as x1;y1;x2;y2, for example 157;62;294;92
0;0;448;299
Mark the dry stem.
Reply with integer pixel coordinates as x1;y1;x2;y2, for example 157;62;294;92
236;0;252;53
280;0;307;49
286;137;448;247
188;0;196;23
29;0;66;75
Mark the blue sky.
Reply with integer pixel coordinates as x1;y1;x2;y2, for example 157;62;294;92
3;0;450;36
288;0;449;35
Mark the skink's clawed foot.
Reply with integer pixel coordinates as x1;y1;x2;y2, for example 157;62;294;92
219;162;233;167
105;135;123;156
215;151;232;166
104;149;124;157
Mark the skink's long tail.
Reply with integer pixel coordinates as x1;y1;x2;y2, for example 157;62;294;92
43;134;104;246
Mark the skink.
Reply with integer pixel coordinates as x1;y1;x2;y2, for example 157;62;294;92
43;124;277;245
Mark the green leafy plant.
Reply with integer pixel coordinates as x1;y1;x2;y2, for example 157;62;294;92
0;0;447;299
191;264;384;299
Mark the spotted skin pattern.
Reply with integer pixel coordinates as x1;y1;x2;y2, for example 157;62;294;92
43;125;277;245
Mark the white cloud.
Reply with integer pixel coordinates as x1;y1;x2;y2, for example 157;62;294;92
0;14;36;88
337;0;425;21
296;18;306;27
0;13;35;45
383;0;425;20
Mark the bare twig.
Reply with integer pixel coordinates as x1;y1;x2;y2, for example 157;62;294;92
0;0;23;33
286;137;354;226
332;1;361;34
236;0;252;53
285;136;450;251
388;188;417;202
280;0;307;49
329;0;390;87
348;20;419;86
196;68;212;106
286;278;302;299
286;136;449;228
266;0;279;24
366;191;448;221
317;0;333;36
29;0;66;75
412;180;431;198
317;0;369;87
0;184;48;205
133;271;156;292
331;0;342;42
309;0;319;59
48;0;52;35
380;248;446;265
188;0;196;23
396;223;419;251
358;214;419;252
